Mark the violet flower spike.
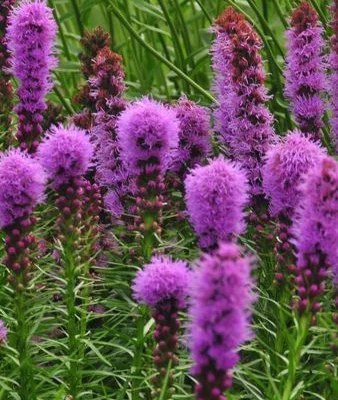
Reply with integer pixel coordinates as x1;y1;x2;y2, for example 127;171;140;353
293;156;338;314
284;1;326;142
330;0;338;152
189;243;255;400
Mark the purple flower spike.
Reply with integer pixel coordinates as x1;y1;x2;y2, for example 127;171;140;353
7;0;57;152
284;1;326;141
184;157;248;250
132;255;190;309
293;157;338;313
117;97;179;176
211;8;245;148
263;130;325;218
173;97;212;175
0;149;46;228
330;0;338;152
212;9;276;196
0;320;8;343
37;125;93;188
189;243;255;399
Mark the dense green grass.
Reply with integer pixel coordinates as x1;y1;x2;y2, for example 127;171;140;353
0;1;337;399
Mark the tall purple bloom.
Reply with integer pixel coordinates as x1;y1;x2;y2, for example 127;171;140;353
330;0;338;152
0;320;7;344
172;97;212;176
133;255;190;397
37;125;93;189
189;243;255;400
293;157;338;314
263;131;325;218
0;149;46;228
184;157;248;250
7;0;57;152
211;8;245;148
284;1;326;142
0;0;15;137
212;9;275;196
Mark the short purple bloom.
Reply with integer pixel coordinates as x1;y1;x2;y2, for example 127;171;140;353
0;149;46;228
7;0;57;151
0;320;8;343
184;157;248;250
284;1;326;141
173;96;212;173
132;255;190;308
117;98;179;176
37;125;93;188
263;131;325;218
189;243;255;398
293;156;338;281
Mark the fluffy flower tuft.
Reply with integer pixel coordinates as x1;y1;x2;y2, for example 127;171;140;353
185;157;248;249
117;98;179;175
37;125;93;188
132;255;190;308
263;131;325;217
0;149;46;227
189;242;255;375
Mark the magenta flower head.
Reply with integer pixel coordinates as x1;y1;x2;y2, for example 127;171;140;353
37;125;93;189
132;255;190;309
262;131;325;218
0;320;8;343
0;149;46;228
284;1;326;141
189;243;255;399
293;157;338;312
173;97;212;174
7;0;57;152
184;156;248;250
117;97;179;176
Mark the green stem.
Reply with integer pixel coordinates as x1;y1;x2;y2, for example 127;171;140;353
14;288;36;400
64;242;79;398
281;314;311;400
70;0;84;37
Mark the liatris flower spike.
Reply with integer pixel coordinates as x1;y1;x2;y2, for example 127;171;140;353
7;0;57;153
0;320;8;344
263;131;325;219
263;131;325;285
212;8;275;197
0;0;15;136
133;255;190;399
189;243;255;400
211;7;245;148
330;0;338;152
117;98;179;258
293;156;338;316
284;1;326;141
0;149;46;398
38;125;100;397
185;157;248;250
